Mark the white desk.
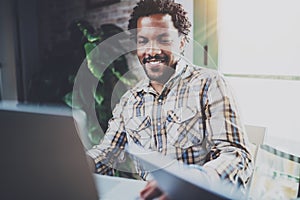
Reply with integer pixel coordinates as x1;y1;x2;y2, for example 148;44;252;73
94;174;147;200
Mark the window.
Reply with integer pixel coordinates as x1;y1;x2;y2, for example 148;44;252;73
218;0;300;78
217;0;300;155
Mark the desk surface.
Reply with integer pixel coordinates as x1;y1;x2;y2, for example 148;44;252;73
94;174;147;200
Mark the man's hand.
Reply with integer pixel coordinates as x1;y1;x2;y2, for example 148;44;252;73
140;180;169;200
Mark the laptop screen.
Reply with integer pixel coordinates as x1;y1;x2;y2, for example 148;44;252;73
0;102;98;200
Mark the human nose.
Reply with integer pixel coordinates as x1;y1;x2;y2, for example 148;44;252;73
145;41;162;56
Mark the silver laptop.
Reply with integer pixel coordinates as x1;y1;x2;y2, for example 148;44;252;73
0;102;98;200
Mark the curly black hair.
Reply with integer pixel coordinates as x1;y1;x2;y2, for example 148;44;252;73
128;0;191;41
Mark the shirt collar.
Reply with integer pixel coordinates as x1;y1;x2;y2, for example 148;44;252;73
133;59;193;94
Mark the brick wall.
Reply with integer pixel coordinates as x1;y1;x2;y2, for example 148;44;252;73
86;0;138;29
38;0;139;59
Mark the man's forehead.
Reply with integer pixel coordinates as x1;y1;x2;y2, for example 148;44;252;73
137;13;177;30
137;27;178;37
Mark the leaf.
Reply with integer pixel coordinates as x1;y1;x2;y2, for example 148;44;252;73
63;92;73;107
84;43;105;83
84;42;97;55
62;91;82;109
93;90;104;105
111;67;136;86
77;22;101;43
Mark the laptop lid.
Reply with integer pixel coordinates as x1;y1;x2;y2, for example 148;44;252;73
126;143;235;200
0;102;98;200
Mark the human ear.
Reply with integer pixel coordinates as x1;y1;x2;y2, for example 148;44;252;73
179;37;187;54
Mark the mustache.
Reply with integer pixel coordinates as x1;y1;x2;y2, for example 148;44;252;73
142;54;168;64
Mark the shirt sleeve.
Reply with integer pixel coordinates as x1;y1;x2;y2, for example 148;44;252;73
86;93;129;175
202;73;253;187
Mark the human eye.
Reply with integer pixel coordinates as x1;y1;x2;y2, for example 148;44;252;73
137;37;148;45
158;36;173;45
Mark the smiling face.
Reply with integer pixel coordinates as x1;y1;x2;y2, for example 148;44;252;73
136;14;185;84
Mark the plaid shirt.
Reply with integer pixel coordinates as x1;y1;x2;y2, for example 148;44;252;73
87;60;253;186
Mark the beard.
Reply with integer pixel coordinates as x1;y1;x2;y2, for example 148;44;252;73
141;54;176;84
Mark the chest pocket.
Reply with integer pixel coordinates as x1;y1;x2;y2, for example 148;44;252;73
166;107;203;149
125;116;152;148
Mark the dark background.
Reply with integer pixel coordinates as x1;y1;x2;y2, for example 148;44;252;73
0;0;138;103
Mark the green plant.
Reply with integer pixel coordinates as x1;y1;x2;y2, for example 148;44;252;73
64;22;139;179
63;22;137;146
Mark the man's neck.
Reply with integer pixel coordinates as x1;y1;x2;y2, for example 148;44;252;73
150;81;164;94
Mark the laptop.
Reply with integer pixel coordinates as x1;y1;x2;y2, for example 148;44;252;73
0;102;98;200
126;143;240;200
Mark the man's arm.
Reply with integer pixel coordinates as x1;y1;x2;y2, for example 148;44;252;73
202;73;253;187
86;94;129;175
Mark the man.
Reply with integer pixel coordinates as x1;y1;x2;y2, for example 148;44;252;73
87;0;253;199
